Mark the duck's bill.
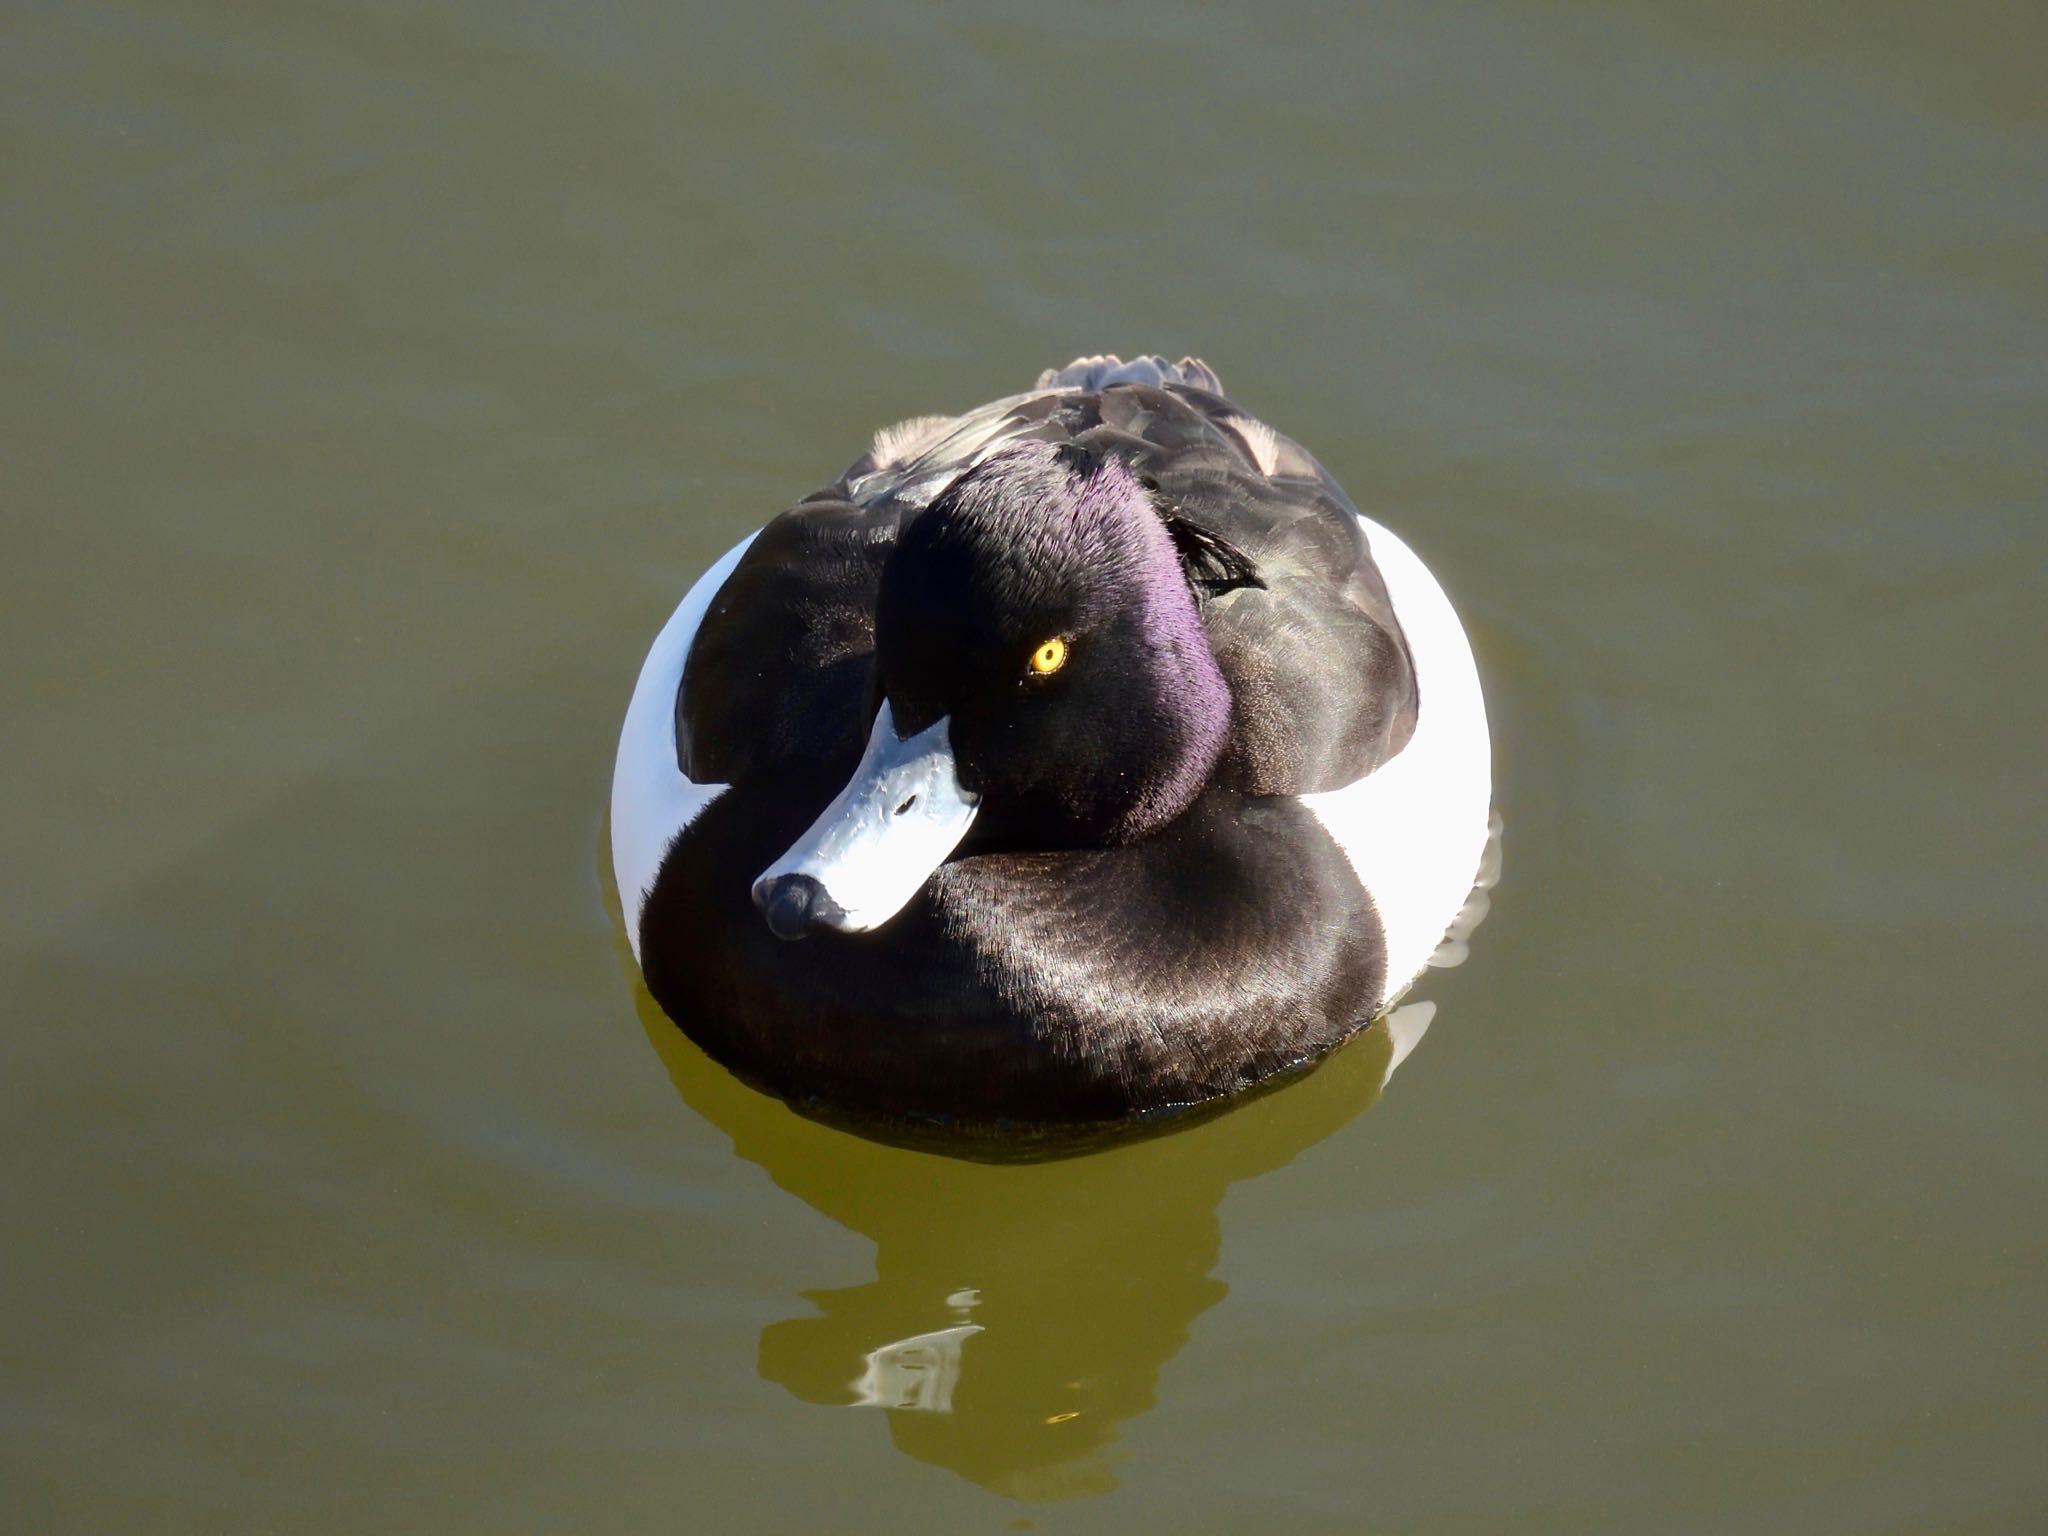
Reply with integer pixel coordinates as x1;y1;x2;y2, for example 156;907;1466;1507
751;703;979;940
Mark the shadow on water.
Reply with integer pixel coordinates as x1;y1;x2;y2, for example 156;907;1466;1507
630;973;1436;1501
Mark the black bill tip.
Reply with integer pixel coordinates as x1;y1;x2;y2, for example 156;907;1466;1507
753;873;846;941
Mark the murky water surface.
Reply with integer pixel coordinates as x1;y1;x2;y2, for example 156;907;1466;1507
5;2;2045;1529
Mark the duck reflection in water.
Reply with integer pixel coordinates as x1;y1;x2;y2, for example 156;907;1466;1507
635;985;1441;1501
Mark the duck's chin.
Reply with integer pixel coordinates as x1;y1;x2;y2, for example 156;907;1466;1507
971;714;1229;851
955;779;1205;855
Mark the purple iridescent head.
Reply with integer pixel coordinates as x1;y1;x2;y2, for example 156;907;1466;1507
877;442;1241;847
752;440;1261;939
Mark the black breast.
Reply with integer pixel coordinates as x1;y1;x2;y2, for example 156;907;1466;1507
638;782;1385;1140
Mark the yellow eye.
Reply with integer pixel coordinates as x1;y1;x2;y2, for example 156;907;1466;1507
1029;637;1068;675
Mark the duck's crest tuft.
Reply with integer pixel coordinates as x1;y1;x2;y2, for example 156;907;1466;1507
1036;354;1224;396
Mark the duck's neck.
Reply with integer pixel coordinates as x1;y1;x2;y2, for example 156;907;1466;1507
1109;527;1232;840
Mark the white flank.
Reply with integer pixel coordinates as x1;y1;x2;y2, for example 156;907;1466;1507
609;532;758;955
1299;517;1493;1009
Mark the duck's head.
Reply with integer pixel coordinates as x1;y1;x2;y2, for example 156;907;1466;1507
752;441;1261;940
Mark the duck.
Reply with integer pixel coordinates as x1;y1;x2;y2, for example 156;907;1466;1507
611;355;1491;1151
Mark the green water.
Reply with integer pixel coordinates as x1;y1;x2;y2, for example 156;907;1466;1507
5;1;2044;1529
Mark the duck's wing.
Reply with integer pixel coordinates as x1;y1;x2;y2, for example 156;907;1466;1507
678;495;893;792
1034;373;1422;798
1117;386;1422;797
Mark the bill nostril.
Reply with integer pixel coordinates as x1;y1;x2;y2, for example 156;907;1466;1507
894;794;918;817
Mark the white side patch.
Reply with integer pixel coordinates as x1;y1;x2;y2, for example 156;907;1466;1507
609;532;759;957
1299;516;1492;1009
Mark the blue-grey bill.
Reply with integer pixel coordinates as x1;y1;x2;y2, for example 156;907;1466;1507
751;703;980;937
